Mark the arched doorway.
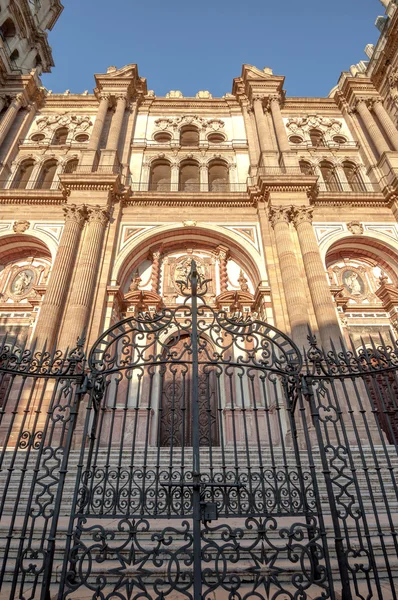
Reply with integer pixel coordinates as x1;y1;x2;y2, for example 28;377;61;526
159;334;218;447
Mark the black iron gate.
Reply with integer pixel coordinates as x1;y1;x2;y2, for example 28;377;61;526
58;263;334;600
0;262;397;599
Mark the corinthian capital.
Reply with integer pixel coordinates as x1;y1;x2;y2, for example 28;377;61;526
62;204;86;226
268;206;291;228
291;206;314;227
87;205;110;226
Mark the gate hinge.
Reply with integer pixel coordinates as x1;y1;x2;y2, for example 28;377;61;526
76;374;93;395
200;501;218;524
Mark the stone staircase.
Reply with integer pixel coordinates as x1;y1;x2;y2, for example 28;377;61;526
0;445;397;599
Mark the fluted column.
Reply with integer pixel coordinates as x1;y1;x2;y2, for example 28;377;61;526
87;93;110;151
355;98;390;156
34;205;86;349
107;95;127;152
60;205;110;348
269;206;309;346
252;96;269;154
151;249;162;293
268;95;290;153
0;94;24;146
291;206;341;346
371;99;398;151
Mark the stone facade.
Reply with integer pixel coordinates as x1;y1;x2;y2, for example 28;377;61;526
0;2;398;354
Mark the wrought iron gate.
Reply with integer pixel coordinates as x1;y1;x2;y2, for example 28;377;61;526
58;263;334;600
0;261;398;599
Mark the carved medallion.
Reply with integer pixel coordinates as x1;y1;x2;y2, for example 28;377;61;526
9;268;35;298
347;221;364;235
173;256;206;292
13;220;30;233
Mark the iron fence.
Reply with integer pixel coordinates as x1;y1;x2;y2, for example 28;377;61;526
0;271;397;599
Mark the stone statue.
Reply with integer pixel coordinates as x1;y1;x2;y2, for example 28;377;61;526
12;270;33;295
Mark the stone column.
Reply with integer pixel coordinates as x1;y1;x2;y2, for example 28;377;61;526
291;206;341;346
34;205;86;349
106;95;127;152
252;96;269;154
0;94;24;146
269;206;309;346
268;95;290;153
242;104;259;168
217;247;229;292
355;98;390;156
60;205;110;348
151;249;162;293
372;99;398;151
87;93;110;152
200;163;208;191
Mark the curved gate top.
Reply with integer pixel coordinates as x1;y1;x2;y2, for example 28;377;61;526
58;261;334;600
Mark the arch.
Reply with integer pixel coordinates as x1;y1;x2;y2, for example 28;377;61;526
179;159;199;191
36;159;58;189
180;126;199;146
325;235;398;284
309;128;325;147
149;159;171;191
0;234;52;265
64;159;78;174
52;127;69;145
299;160;314;176
10;159;35;189
0;18;16;39
208;159;229;192
113;224;266;293
342;161;366;192
319;160;341;191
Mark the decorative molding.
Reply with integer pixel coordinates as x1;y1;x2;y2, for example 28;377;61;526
364;224;398;241
33;223;64;244
154;115;225;131
313;224;344;244
119;225;158;252
221;225;260;252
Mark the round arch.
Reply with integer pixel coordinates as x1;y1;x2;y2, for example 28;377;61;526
319;229;398;268
325;234;398;284
113;224;266;291
0;231;56;262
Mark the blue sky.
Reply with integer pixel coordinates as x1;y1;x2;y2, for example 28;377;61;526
42;0;382;98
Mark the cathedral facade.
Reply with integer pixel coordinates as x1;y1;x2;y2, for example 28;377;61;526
0;0;397;356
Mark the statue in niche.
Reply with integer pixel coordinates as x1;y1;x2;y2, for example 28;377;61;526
342;270;365;297
11;269;34;296
129;271;142;292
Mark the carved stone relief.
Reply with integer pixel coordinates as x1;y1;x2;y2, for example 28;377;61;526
285;115;345;143
347;221;364;235
13;220;30;233
31;113;93;140
154;115;225;131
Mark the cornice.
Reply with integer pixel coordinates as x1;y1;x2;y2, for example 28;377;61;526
41;95;98;110
140;98;236;111
283;97;339;112
0;193;64;205
127;192;253;208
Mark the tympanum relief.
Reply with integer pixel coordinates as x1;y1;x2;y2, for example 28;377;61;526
0;259;50;303
328;259;390;304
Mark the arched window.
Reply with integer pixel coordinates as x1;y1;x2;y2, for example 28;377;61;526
309;129;325;147
52;127;68;145
208;160;229;191
0;18;16;40
64;159;78;174
320;161;341;192
149;160;171;191
342;161;366;192
180;126;199;147
299;160;314;176
11;160;35;189
179;160;199;191
36;160;58;189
